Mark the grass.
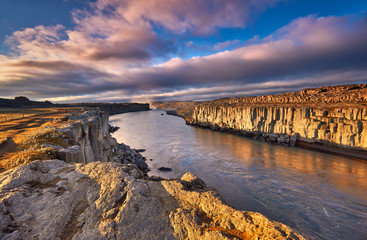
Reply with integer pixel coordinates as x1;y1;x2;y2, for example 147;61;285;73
20;127;69;149
0;107;85;171
0;109;50;122
0;127;71;170
3;147;58;169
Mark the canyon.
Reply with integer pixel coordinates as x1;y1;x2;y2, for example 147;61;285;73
160;84;367;159
1;83;366;239
0;110;305;239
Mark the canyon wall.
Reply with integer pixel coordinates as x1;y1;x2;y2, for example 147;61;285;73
191;106;367;150
189;84;367;152
56;111;148;172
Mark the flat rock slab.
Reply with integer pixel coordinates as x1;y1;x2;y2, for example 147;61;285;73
0;160;305;240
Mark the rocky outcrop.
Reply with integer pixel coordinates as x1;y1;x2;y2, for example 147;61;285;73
188;84;367;154
50;111;148;172
0;160;304;240
191;106;367;150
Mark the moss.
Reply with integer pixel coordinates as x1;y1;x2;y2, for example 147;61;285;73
4;147;58;169
1;127;71;169
20;127;69;150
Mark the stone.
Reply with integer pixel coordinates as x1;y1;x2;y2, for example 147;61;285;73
0;162;305;240
190;102;367;150
161;173;305;240
290;134;298;146
58;110;148;172
108;125;120;133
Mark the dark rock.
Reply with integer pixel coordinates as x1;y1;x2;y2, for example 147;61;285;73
108;125;120;133
136;149;146;153
136;159;149;173
14;96;31;104
146;176;164;181
158;167;172;172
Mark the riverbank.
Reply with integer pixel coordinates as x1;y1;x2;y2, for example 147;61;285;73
110;109;367;239
159;84;367;161
0;110;305;239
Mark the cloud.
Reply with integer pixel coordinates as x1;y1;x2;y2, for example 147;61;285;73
93;0;280;34
1;0;367;103
124;15;367;91
213;40;241;51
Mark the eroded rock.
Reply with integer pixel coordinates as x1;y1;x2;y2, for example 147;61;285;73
0;160;175;240
162;173;304;240
0;161;305;240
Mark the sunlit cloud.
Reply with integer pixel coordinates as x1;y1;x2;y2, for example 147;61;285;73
213;40;241;51
1;0;367;102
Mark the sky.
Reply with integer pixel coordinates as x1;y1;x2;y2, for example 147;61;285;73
0;0;367;103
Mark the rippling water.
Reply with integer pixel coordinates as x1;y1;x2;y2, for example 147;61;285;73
111;110;367;240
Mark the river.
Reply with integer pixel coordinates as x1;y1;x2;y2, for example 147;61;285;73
110;110;367;240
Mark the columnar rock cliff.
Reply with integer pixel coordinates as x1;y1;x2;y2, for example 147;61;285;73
189;84;367;152
55;111;148;172
191;105;367;149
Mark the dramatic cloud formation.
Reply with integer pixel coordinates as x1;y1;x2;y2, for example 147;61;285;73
0;0;366;102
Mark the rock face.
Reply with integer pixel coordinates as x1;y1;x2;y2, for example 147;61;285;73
189;84;367;151
0;160;304;240
191;105;367;150
56;111;148;172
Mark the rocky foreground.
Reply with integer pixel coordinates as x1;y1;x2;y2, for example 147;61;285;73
0;110;305;239
0;160;304;240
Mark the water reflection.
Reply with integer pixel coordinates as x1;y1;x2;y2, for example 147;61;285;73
111;110;367;239
192;127;367;200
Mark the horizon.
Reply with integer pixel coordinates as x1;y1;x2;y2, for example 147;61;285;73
1;0;367;103
1;82;365;104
